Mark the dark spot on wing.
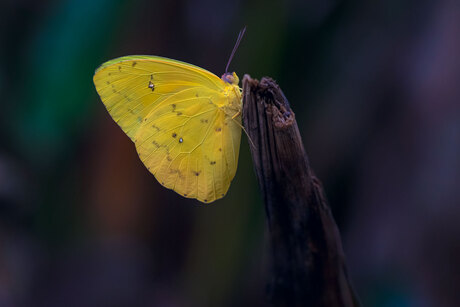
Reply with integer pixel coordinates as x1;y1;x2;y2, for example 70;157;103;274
106;81;110;85
171;104;176;111
166;155;172;161
152;140;160;148
193;171;201;176
177;112;182;116
172;133;177;138
200;119;208;124
148;81;155;91
218;148;222;152
215;127;221;132
132;62;137;67
195;93;199;97
118;66;121;71
210;161;216;165
150;75;153;80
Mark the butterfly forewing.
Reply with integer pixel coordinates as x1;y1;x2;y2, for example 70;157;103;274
93;56;222;140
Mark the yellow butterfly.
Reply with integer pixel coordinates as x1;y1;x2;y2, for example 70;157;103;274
93;36;245;203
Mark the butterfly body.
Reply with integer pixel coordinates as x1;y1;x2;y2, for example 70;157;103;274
93;56;242;203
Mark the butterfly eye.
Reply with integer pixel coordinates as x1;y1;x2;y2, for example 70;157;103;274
221;72;235;84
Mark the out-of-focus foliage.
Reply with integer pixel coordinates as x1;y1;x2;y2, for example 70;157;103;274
0;0;459;306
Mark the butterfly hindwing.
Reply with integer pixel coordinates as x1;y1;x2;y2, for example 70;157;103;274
135;87;241;203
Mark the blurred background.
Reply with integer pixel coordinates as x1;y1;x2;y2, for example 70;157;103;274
1;0;459;306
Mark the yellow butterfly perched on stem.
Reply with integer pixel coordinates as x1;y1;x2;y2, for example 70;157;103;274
93;28;246;203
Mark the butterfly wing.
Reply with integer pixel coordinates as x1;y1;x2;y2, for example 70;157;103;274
93;56;223;140
93;56;241;203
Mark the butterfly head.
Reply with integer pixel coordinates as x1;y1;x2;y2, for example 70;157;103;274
221;72;239;85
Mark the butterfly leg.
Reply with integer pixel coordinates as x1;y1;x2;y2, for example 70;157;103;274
231;111;241;120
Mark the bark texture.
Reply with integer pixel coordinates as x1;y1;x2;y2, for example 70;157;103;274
242;75;359;307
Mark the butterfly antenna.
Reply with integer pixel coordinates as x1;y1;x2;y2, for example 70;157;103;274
225;26;246;73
